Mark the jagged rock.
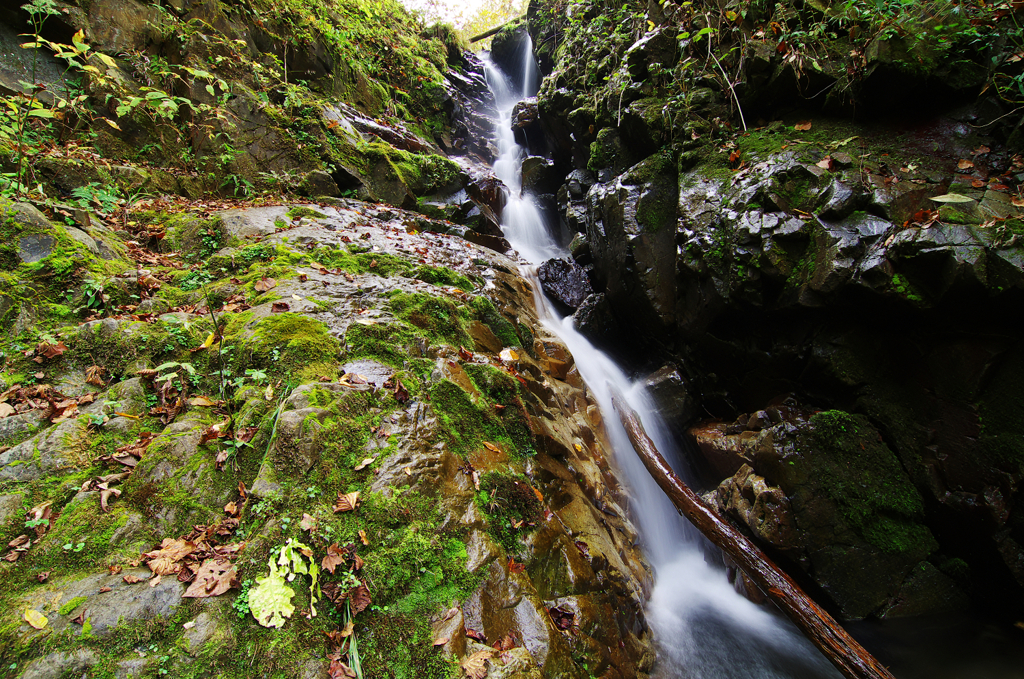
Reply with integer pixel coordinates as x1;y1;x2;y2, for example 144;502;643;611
521;156;557;194
706;408;954;619
298;169;341;197
639;365;695;433
571;293;620;349
538;257;593;311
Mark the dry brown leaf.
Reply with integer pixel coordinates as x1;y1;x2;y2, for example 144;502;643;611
433;635;450;646
224;501;239;517
254;277;277;292
149;574;162;588
349;583;371;614
0;403;14;418
358;530;369;546
482;442;500;453
958;158;975;170
189;395;218;407
300;513;316;531
36;570;50;583
70;609;86;625
84;365;106;386
99;586;112;593
339;620;354;638
322;543;346;574
353;457;374;471
182;558;238;598
333;491;360;513
461;649;495;679
794;120;812;131
123;574;143;584
271;301;290;313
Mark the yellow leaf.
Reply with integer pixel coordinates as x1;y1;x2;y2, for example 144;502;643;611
199;332;216;350
461;649;495;679
499;348;518;362
574;443;582;452
188;396;217;407
24;609;47;629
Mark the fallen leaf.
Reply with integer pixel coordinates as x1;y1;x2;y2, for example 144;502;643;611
149;574;162;588
333;491;360;513
183;558;238;598
794;120;812;131
354;457;374;471
339;620;354;638
433;635;450;646
188;395;218;407
99;487;121;513
930;193;975;203
183;620;196;630
508;557;525;574
84;365;106;386
816;156;835;171
224;501;239;517
71;610;86;625
461;649;495;679
482;442;501;454
0;403;14;418
99;586;112;593
36;570;50;583
36;341;67;360
271;301;290;313
972;179;986;188
958;158;975;170
466;628;487;642
499;348;518;362
322;544;346;574
300;513;316;531
349;583;371;613
24;609;48;629
254;277;277;292
973;145;991;155
358;530;369;546
248;565;295;628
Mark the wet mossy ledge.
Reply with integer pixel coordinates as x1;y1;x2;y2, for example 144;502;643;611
0;200;655;678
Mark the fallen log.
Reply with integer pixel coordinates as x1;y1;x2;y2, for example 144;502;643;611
610;394;896;679
469;17;524;44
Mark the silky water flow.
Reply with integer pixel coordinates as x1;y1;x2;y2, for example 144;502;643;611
481;47;842;679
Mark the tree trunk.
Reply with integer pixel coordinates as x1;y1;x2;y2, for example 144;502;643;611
469;18;525;44
610;395;896;679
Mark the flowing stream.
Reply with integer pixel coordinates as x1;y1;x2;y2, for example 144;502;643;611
481;46;843;679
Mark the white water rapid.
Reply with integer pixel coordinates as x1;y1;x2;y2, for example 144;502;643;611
482;46;843;679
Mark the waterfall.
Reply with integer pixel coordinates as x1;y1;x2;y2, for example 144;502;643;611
481;43;842;678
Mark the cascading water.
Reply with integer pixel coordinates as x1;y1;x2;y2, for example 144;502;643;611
482;45;842;678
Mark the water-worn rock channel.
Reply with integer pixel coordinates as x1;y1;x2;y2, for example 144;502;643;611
4;0;1024;675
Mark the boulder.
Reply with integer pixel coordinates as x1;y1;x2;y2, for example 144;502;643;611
538;257;593;311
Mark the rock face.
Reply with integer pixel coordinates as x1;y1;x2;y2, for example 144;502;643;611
702;407;969;619
0;200;654;677
538;257;593;311
528;0;1024;621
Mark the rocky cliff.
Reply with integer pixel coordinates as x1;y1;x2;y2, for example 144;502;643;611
523;0;1024;622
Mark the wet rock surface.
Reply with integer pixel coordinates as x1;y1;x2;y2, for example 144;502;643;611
537;257;593;311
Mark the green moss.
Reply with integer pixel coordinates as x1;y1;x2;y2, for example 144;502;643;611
388;292;470;347
470;296;520;348
475;471;543;552
344;321;418;367
799;410;936;556
285;206;328;220
58;596;88;616
412;265;474;291
249;313;341;377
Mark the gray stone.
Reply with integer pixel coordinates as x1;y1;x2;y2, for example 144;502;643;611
18;569;184;640
20;649;97;679
18;234;56;264
114;657;153;679
299;170;341;197
0;419;89;482
0;492;25;530
538;257;593;311
182;612;219;654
